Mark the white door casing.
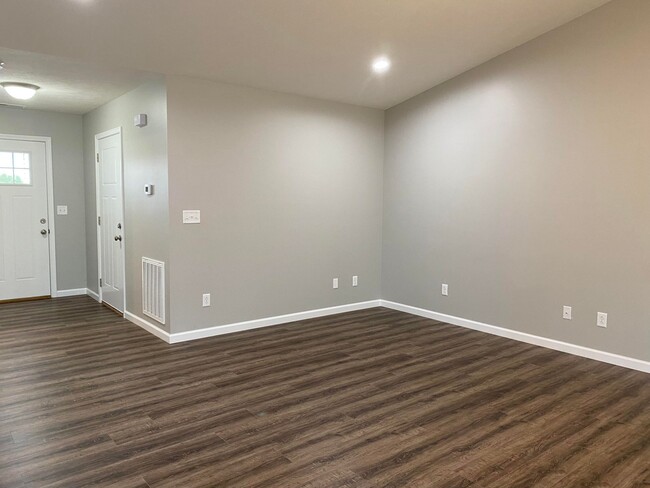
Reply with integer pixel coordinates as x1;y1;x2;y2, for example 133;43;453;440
0;136;54;300
96;128;125;312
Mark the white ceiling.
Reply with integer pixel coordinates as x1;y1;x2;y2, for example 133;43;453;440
0;0;612;110
0;48;158;114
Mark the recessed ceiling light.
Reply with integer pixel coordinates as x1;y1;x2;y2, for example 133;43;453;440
371;56;391;74
1;82;40;100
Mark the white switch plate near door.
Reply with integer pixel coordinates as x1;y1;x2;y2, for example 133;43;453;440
57;205;68;215
183;210;201;224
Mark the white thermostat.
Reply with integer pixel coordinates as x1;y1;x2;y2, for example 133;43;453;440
144;184;154;195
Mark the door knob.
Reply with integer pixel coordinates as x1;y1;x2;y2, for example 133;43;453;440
40;229;47;236
114;235;122;242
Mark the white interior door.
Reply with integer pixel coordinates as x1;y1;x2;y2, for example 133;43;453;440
0;138;51;301
96;129;125;312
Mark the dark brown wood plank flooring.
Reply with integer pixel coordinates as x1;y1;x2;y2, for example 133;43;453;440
1;297;648;487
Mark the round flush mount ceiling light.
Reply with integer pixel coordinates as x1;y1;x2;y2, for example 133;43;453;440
371;56;391;74
1;82;40;100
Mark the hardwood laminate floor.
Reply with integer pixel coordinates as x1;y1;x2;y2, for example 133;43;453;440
0;297;648;488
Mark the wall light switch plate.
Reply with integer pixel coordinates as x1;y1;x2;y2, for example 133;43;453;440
597;312;608;328
57;205;68;216
352;276;358;287
441;284;449;296
563;306;572;320
183;210;201;224
333;278;339;289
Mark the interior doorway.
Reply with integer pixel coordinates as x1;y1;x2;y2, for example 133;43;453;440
95;128;126;313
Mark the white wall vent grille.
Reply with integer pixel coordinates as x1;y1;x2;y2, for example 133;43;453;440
142;257;165;324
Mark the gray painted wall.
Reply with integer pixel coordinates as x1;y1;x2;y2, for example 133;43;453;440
166;76;384;333
0;106;86;291
382;0;650;361
83;80;170;330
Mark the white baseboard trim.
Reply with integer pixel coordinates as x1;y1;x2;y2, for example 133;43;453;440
380;300;650;374
86;288;100;302
54;288;87;298
119;295;647;373
169;300;382;344
125;311;171;343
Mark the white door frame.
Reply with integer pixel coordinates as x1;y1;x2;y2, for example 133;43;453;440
94;127;126;313
0;133;58;297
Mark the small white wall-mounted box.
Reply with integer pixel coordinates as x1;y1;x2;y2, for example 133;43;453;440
134;114;148;128
144;184;154;195
56;205;68;216
182;210;201;224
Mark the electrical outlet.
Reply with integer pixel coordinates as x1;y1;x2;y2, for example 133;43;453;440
56;205;68;216
597;312;608;328
333;278;339;289
183;210;201;224
202;293;211;307
352;276;358;287
441;284;449;296
563;306;572;320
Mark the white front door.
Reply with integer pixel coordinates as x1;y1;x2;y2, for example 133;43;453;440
96;129;125;312
0;138;51;301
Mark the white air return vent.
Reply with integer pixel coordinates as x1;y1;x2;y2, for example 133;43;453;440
142;257;165;324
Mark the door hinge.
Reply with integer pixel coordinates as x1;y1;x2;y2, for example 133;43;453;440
98;216;101;226
99;278;103;287
96;153;100;163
